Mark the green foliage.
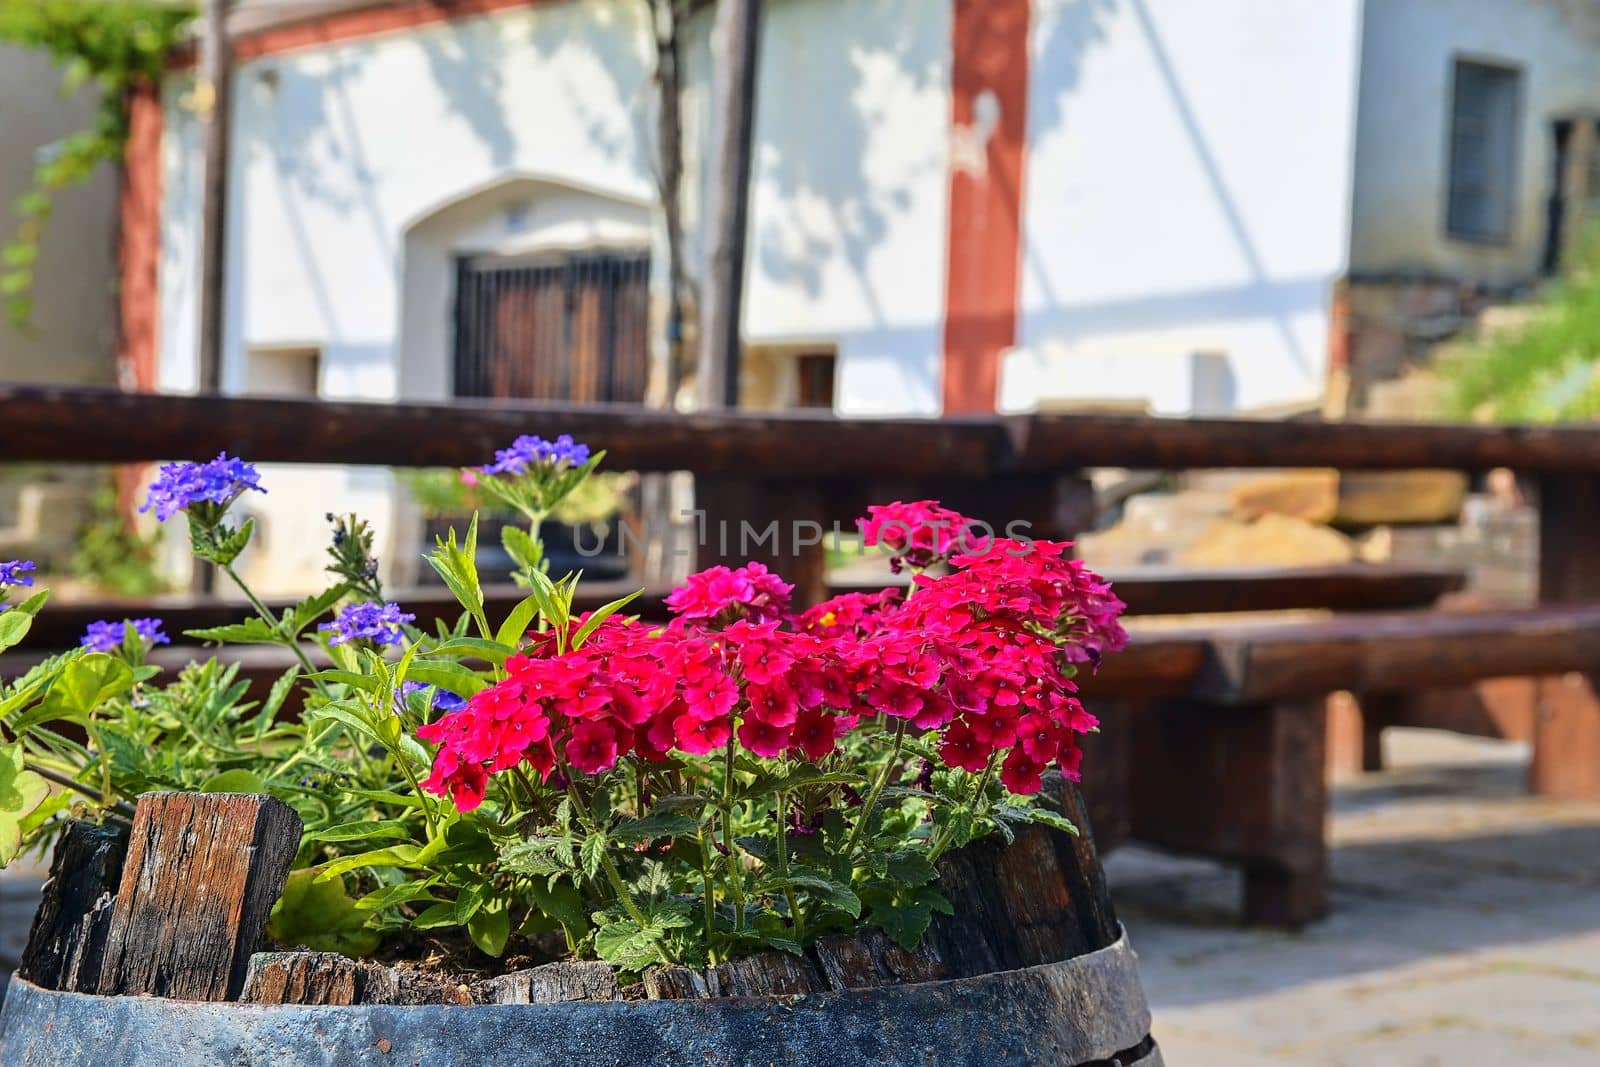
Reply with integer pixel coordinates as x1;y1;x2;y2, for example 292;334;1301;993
1443;231;1600;422
0;0;194;328
71;487;169;597
269;867;383;957
0;445;1074;977
0;742;50;866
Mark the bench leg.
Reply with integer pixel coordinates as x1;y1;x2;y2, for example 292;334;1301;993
1530;673;1600;800
1129;698;1329;928
1326;693;1385;780
1244;856;1327;928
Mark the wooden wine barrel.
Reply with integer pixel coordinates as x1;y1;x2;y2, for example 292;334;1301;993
0;784;1161;1066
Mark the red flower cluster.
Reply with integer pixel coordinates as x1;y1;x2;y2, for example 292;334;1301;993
858;500;985;571
662;561;793;625
418;506;1126;810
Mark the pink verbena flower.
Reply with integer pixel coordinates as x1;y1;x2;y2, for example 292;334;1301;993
665;562;793;627
859;500;985;572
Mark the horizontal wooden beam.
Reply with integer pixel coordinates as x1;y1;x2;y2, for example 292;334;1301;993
9;386;1600;476
1006;412;1600;474
0;387;998;479
1197;606;1600;704
1094;563;1464;616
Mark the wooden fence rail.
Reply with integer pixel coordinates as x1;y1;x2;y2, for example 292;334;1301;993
8;385;1600;474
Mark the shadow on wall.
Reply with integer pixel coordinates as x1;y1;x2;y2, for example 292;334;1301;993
750;0;945;322
1020;0;1326;386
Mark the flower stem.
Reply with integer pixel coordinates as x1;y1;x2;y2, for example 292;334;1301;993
720;734;746;930
843;718;906;865
25;761;137;819
698;824;718;955
220;564;331;697
774;787;803;941
927;755;999;862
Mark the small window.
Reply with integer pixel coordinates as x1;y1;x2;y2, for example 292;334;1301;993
794;353;836;409
244;346;320;397
1446;59;1522;242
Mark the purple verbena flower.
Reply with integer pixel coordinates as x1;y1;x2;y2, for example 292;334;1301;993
141;452;265;522
81;618;170;653
398;680;467;713
0;559;36;588
319;601;415;647
482;434;591;476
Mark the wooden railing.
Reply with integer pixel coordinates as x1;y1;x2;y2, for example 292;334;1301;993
3;383;1597;609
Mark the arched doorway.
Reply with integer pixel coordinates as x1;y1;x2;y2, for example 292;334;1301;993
398;176;654;403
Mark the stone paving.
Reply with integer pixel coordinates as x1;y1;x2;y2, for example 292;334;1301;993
1111;729;1600;1066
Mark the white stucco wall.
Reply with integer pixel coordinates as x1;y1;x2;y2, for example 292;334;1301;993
158;1;661;591
1350;0;1600;284
1010;0;1364;414
0;45;118;386
742;0;951;416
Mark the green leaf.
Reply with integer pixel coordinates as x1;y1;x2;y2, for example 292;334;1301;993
419;636;513;663
411;901;462;929
0;589;48;653
579;833;606;879
870;898;934;952
306;669;379;693
345;787;427;810
468;896;511;957
528;877;589;936
758;873;861;917
426;515;485;621
184;617;280;645
1016;806;1079;836
403;661;489;698
33;652;135;723
267;868;381;956
885;851;938;887
0;743;50;867
611;812;698;843
742;766;868;798
354;879;440;911
307;819;416;844
523;568;567;643
593;919;664;971
305;700;388;748
500;524;542;571
570;589;643;649
313;844;422;882
288;585;349;637
493;591;543;649
200;769;266;794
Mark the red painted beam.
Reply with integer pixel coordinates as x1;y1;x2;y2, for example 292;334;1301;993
941;0;1030;415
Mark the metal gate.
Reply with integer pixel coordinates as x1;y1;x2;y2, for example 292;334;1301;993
452;249;650;403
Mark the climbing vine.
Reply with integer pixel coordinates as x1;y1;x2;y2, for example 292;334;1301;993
0;0;193;328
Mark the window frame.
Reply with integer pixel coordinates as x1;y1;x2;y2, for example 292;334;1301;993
1443;55;1524;246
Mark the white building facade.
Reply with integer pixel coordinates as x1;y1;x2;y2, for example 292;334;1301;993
128;0;1600;588
143;0;1374;422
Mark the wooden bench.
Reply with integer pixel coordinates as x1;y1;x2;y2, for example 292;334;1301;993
23;562;1566;933
1099;605;1600;927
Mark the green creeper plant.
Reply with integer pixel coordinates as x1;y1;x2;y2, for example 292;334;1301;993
0;0;194;328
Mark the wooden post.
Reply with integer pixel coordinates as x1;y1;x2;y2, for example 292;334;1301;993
196;0;233;393
1532;473;1600;799
96;792;301;1001
1129;699;1329;927
698;0;762;409
694;477;828;607
1326;691;1390;780
18;820;129;992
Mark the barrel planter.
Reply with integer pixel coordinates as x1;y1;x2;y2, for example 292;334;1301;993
0;785;1162;1066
